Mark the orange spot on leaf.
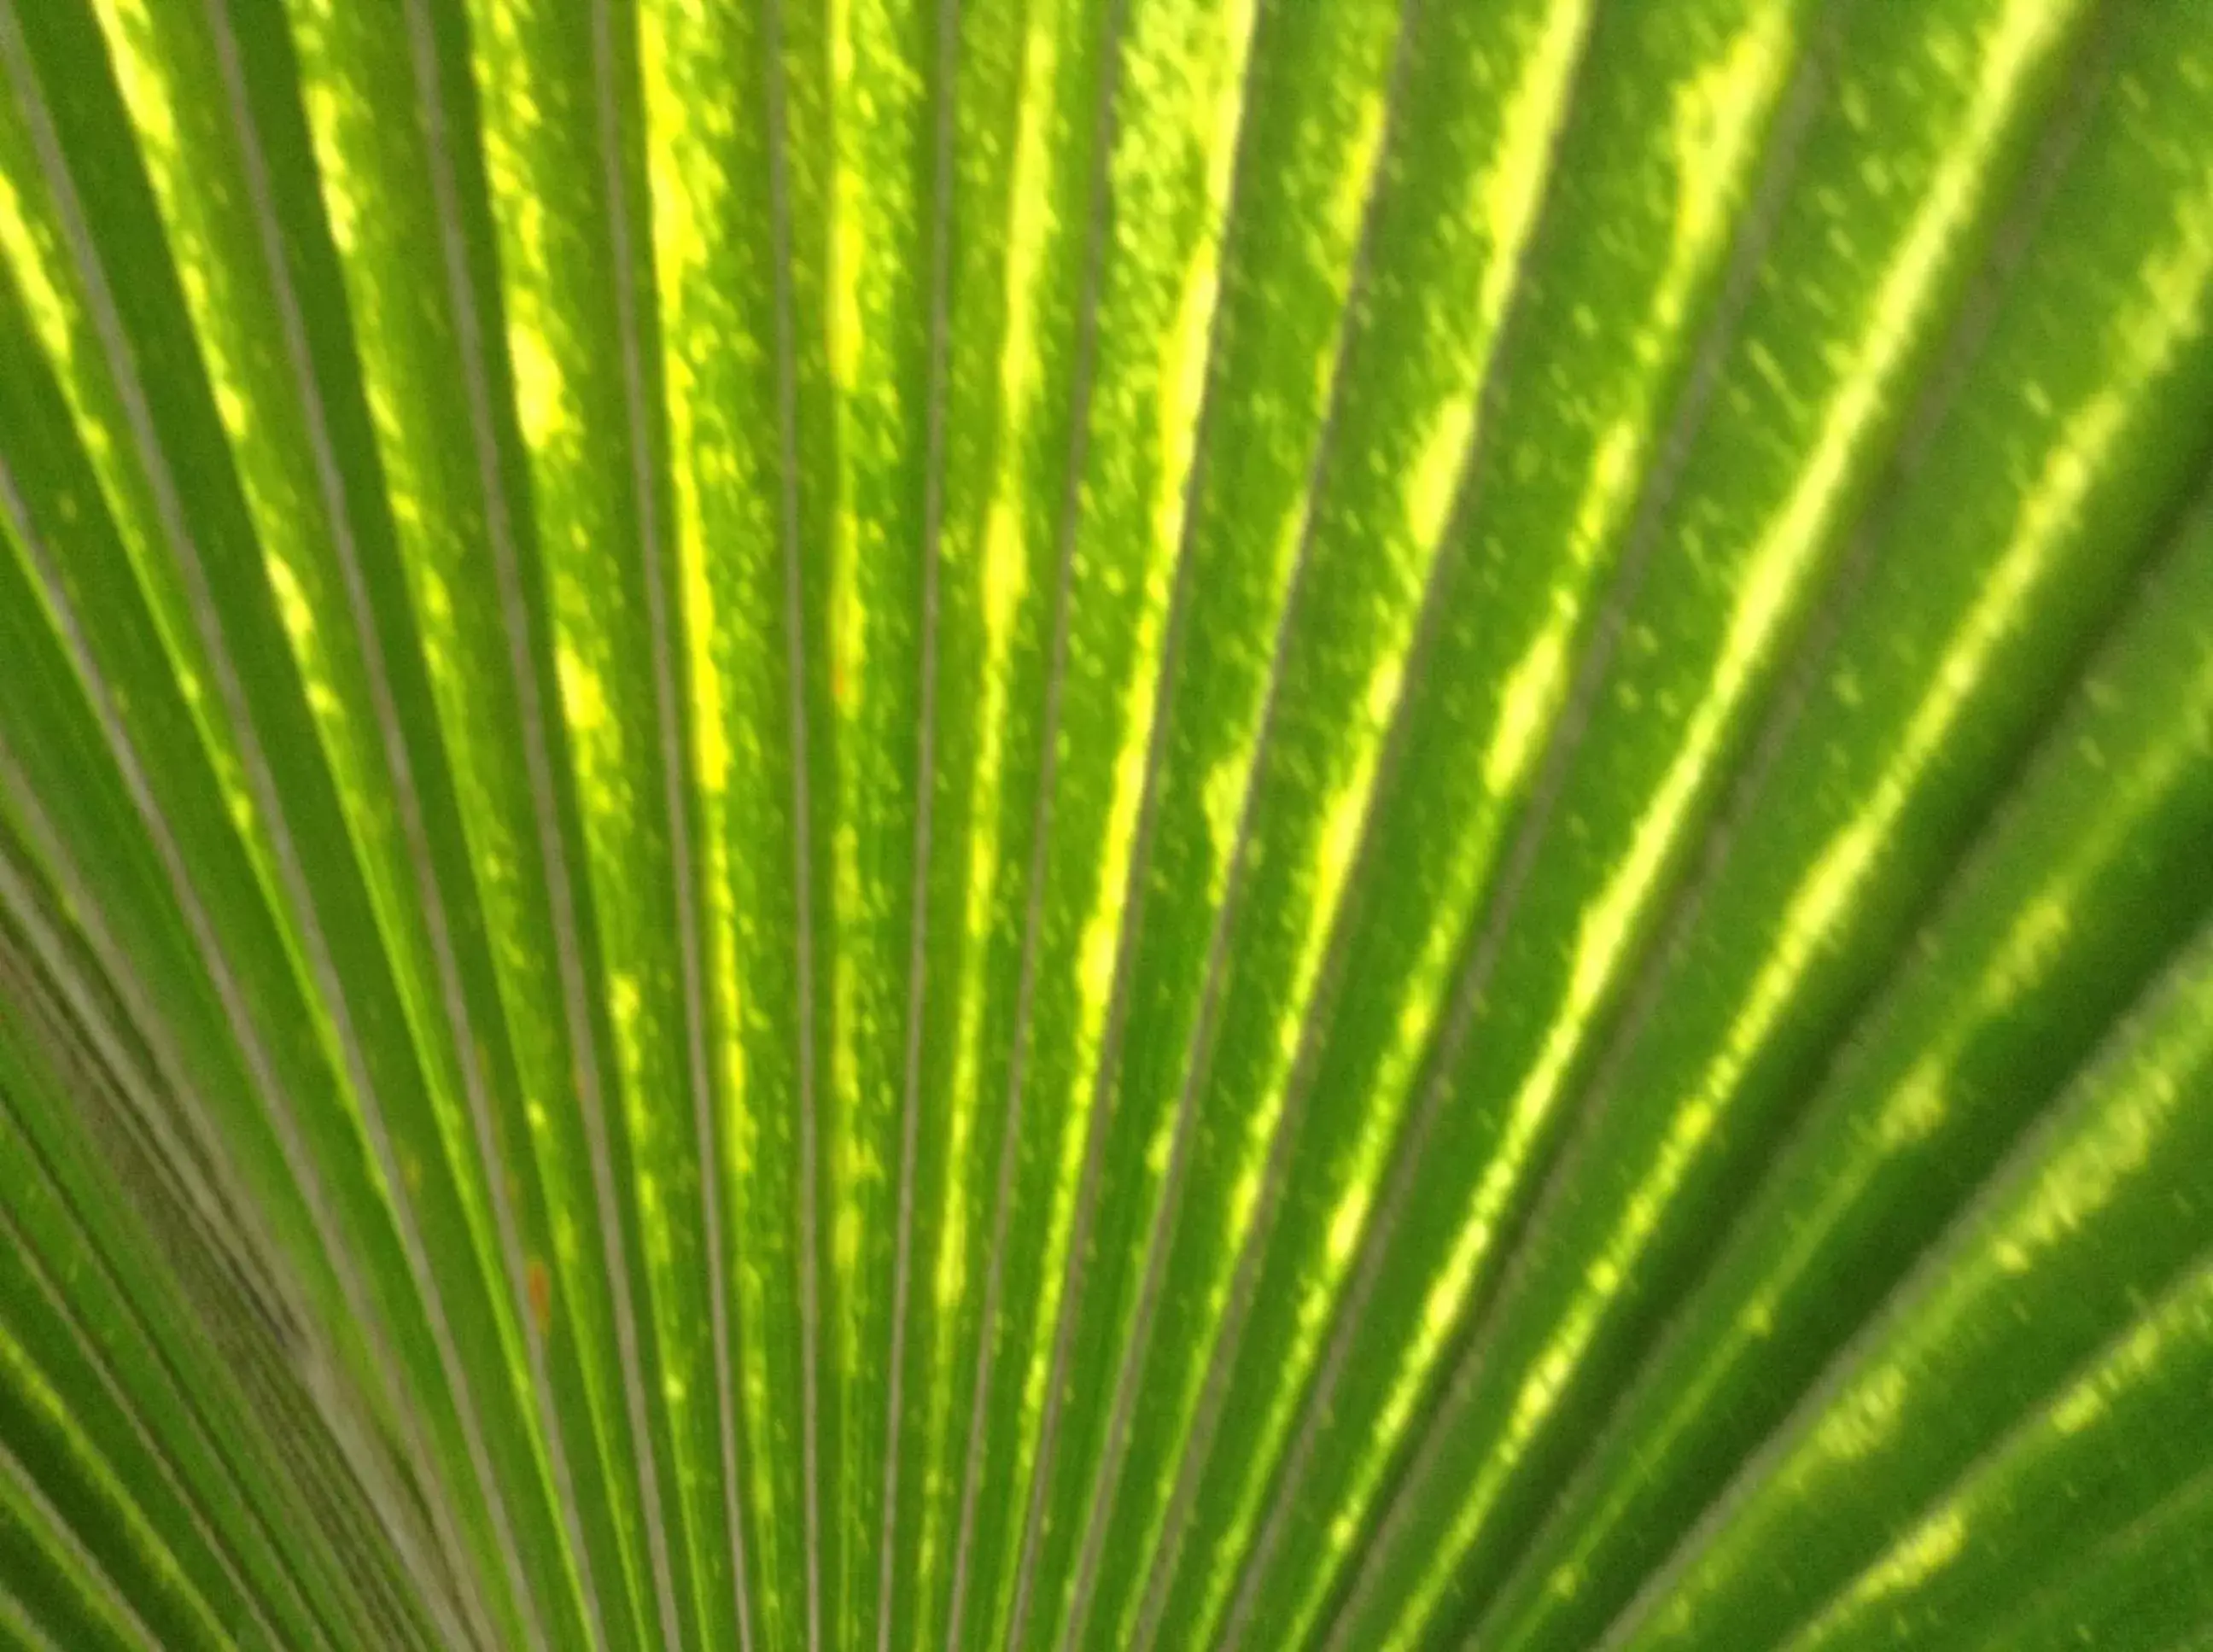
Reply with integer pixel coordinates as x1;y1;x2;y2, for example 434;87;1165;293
526;1258;552;1337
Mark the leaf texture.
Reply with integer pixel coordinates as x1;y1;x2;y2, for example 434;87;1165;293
2;1;2211;1649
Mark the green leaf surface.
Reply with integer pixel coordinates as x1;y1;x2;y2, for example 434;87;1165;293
3;1;2211;1649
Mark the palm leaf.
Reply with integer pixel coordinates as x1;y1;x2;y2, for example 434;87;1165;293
3;0;2211;1648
